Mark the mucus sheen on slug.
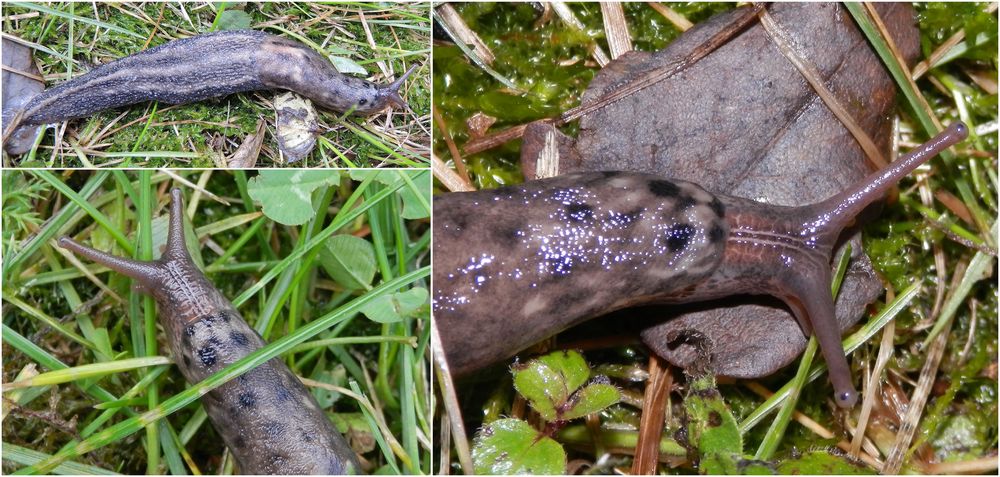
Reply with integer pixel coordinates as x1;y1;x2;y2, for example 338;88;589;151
433;123;968;409
4;30;414;154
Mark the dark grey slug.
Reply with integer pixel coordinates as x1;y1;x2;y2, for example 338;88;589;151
59;189;360;475
4;29;415;153
433;122;968;409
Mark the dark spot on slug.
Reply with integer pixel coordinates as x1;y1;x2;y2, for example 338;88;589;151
495;224;522;243
230;331;249;347
238;391;256;408
677;195;697;210
450;213;468;231
228;405;239;418
275;384;292;402
556;288;594;313
184;325;196;337
197;345;217;367
648;180;679;197
565;203;594;223
709;197;725;217
359;98;367;106
301;430;314;443
270;454;288;467
234;436;247;449
182;355;192;367
709;224;726;243
708;410;722;427
665;223;694;252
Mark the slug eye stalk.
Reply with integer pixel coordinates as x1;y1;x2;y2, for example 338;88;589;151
57;188;190;290
744;122;968;408
381;64;419;111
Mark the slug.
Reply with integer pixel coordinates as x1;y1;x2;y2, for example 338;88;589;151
433;122;967;408
3;29;415;154
58;189;360;475
456;2;919;383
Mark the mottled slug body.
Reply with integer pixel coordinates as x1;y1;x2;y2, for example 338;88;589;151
5;30;415;153
433;123;968;408
59;189;359;475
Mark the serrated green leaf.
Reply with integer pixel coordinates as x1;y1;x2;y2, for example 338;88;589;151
216;9;252;30
319;234;376;290
684;372;743;462
535;350;590;394
512;350;590;422
560;382;620;421
472;418;566;475
776;450;873;474
247;170;340;225
512;360;562;421
359;287;428;324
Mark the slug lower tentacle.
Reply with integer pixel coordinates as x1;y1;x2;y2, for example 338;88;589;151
433;122;967;408
59;189;360;474
4;30;416;153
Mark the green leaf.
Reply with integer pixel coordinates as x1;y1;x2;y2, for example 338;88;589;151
472;418;566;475
216;9;252;30
684;371;743;473
347;170;430;219
247;170;340;225
310;363;345;408
3;356;171;390
349;170;396;185
399;175;431;219
560;380;620;421
319;234;376;290
359;287;428;324
776;450;873;474
512;350;590;422
330;56;367;75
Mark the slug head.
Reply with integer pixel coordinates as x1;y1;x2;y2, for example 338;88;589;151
356;64;417;115
58;188;232;323
709;123;967;408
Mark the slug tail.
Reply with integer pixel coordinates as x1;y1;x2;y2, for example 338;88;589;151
58;237;162;286
807;122;968;243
